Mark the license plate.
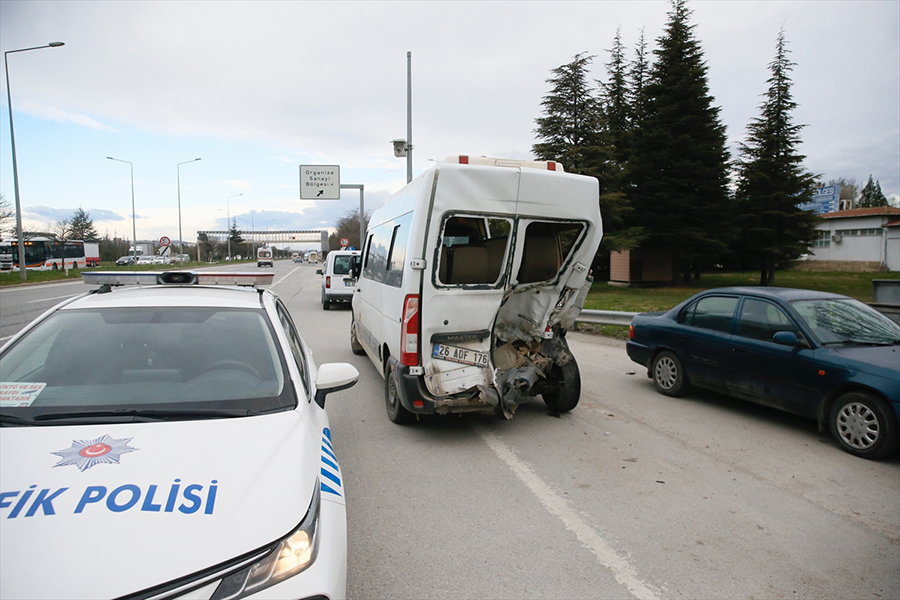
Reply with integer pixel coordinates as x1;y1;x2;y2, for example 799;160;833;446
344;279;355;287
432;343;489;367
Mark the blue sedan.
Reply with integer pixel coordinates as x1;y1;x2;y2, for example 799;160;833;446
626;287;900;459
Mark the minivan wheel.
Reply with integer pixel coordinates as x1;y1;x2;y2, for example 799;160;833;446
350;316;365;355
385;367;414;424
322;292;331;311
830;392;899;459
542;359;581;413
652;350;689;397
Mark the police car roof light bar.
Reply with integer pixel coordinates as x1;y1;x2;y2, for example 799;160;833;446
82;271;274;287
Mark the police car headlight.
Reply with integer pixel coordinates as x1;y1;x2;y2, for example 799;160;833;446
212;484;321;600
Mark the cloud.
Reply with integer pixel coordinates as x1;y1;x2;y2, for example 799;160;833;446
19;101;120;133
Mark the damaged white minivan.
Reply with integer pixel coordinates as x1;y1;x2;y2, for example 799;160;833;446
350;156;602;422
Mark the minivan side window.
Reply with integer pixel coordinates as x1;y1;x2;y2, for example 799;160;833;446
681;296;738;334
385;212;413;288
437;215;511;285
516;221;585;284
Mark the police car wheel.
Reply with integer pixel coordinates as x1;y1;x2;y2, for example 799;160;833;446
385;366;414;424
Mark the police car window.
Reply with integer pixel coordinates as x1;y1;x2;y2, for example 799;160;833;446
363;223;390;283
437;215;511;285
682;296;738;334
276;303;310;398
0;307;294;417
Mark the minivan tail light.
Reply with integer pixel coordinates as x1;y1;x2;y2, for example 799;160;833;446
325;276;331;289
401;294;419;366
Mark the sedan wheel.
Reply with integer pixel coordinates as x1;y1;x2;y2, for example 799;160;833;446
652;350;689;397
830;392;899;459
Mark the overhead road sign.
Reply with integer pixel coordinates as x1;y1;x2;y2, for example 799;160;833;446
300;165;341;200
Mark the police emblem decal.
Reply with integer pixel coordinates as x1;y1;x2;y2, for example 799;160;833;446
52;435;138;471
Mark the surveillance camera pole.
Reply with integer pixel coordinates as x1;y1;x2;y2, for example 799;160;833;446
407;51;413;184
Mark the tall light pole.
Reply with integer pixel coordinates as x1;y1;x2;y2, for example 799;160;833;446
226;192;242;259
5;41;65;281
176;158;201;258
107;157;136;259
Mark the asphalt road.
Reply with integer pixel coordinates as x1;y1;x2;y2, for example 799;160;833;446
2;261;898;599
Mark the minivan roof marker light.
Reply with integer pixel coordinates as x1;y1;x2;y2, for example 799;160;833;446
82;271;274;287
442;156;564;172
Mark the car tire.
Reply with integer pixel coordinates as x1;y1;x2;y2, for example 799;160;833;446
652;350;689;396
350;316;365;355
542;358;581;412
829;392;899;459
323;293;331;311
385;365;414;424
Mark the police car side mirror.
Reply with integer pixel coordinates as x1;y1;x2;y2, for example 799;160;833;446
314;363;359;408
316;269;323;275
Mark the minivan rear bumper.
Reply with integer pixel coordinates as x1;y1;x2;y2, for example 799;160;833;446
389;358;497;416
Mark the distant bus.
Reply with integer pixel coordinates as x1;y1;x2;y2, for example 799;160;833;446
0;238;100;271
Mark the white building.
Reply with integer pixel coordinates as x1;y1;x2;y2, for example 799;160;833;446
807;207;900;271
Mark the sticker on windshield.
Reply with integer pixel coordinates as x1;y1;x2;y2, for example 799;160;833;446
0;382;47;407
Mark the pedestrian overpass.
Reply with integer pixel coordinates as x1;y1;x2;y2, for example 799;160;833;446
195;229;330;258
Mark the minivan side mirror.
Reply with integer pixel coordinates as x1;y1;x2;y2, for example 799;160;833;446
349;255;362;279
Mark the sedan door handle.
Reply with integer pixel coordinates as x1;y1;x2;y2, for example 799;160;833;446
732;347;747;353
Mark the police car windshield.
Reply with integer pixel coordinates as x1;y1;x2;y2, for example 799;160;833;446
0;307;294;423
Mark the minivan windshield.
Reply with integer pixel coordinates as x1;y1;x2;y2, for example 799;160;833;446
0;307;294;424
791;298;900;346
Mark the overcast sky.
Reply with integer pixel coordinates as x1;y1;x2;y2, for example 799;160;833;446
1;0;898;249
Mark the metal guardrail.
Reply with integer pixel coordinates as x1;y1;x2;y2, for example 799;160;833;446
575;309;637;327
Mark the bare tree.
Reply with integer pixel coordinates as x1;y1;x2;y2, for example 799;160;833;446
0;194;14;239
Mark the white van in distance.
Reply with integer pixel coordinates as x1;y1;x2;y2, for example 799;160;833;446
350;156;602;422
257;246;274;268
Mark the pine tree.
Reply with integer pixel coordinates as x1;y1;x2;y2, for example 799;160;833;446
597;31;642;252
627;0;732;282
533;52;608;176
734;27;818;286
67;207;100;241
858;175;889;208
533;52;626;268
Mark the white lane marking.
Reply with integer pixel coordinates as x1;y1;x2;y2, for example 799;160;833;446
27;293;81;304
273;266;305;287
473;424;659;600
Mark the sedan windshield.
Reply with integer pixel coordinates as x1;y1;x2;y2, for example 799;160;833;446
0;307;294;424
791;298;900;345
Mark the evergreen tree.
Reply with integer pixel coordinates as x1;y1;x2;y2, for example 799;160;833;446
734;27;818;286
67;207;100;241
597;29;642;252
858;175;889;208
533;52;608;176
627;0;732;282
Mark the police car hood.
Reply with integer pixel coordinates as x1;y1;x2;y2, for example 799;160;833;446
0;410;334;600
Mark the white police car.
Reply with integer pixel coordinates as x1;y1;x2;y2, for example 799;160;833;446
0;271;357;600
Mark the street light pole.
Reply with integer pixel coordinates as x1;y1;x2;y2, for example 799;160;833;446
5;41;65;281
177;158;201;259
226;193;242;259
107;157;136;260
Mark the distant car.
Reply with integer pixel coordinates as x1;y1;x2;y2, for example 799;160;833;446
293;255;304;263
318;250;360;310
115;256;136;266
627;287;900;459
0;270;358;599
135;256;155;265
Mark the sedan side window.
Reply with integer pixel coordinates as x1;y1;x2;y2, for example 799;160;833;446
737;298;796;342
682;296;738;334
